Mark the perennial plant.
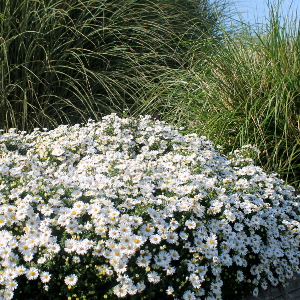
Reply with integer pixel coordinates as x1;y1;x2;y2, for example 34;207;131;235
0;114;299;299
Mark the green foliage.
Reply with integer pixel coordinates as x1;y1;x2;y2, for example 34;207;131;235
140;2;300;191
0;0;225;132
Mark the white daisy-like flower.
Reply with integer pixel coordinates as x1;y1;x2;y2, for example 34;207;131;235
7;280;18;290
206;234;218;248
166;232;178;243
72;256;81;263
164;265;176;275
179;231;189;240
137;255;151;268
182;290;196;300
37;257;47;264
140;224;155;236
108;228;120;239
149;234;161;244
3;289;14;300
64;274;78;286
40;272;51;283
15;266;26;275
52;147;65;156
26;267;39;280
147;271;161;283
113;284;127;297
0;215;7;227
71;190;82;199
169;249;180;260
136;281;146;292
166;286;174;295
185;219;196;229
237;270;244;282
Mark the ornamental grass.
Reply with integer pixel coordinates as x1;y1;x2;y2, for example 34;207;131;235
137;2;300;192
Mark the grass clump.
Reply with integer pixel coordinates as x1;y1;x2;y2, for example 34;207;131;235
142;2;300;191
0;0;225;132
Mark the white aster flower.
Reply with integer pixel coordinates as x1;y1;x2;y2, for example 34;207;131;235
183;290;196;300
113;284;127;297
147;271;160;283
40;272;51;283
64;274;78;286
26;267;39;280
166;286;174;295
149;234;161;244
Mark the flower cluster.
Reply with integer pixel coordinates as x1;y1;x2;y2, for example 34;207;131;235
0;114;299;300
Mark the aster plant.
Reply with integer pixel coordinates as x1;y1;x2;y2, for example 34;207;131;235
0;114;299;300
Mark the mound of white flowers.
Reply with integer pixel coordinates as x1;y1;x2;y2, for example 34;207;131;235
0;114;300;300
